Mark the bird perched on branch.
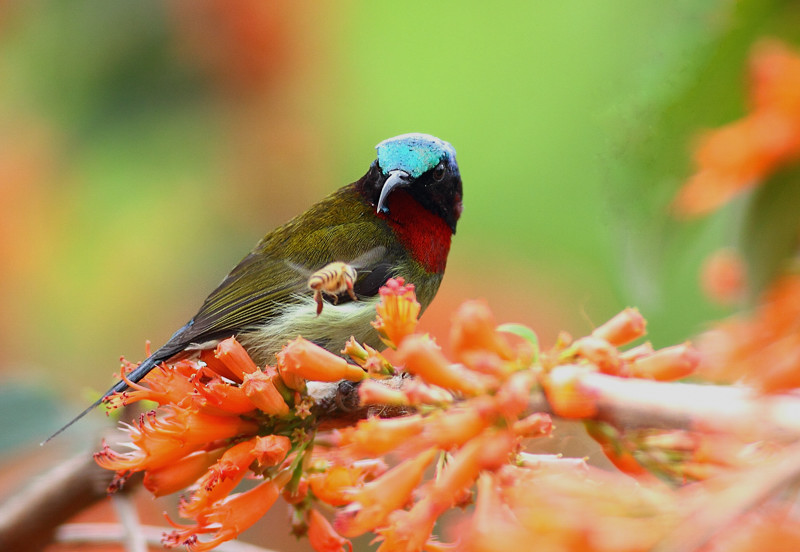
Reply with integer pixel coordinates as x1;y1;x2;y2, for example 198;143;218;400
46;133;463;441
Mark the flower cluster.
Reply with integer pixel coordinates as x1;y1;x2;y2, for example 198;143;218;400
539;307;699;420
697;273;800;392
673;40;800;217
94;277;715;552
95;329;364;550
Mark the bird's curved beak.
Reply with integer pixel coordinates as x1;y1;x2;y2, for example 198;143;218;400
376;169;411;214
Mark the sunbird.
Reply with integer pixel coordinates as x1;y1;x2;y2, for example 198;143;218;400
46;133;462;441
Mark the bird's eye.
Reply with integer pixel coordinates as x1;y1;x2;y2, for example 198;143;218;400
432;163;446;181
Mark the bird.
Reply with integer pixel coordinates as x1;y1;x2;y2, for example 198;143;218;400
45;132;463;442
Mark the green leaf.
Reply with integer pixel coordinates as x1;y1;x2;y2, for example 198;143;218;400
497;323;540;364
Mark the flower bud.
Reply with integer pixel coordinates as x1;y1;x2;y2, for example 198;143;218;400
542;365;598;419
628;342;700;381
242;369;290;416
358;379;409;406
278;337;366;383
399;335;491;395
372;278;421;348
450;300;513;361
308;508;352;552
214;337;259;380
591;307;646;347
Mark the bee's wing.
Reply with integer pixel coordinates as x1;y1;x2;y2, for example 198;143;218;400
349;245;387;273
284;246;395;302
284;246;387;279
284;260;313;279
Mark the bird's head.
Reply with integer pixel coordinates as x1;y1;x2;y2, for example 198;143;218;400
360;133;463;234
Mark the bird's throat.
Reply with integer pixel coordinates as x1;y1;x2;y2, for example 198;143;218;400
379;191;452;273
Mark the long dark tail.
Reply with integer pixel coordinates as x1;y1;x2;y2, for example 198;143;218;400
41;354;163;445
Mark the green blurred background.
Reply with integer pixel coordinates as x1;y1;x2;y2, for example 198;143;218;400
1;0;797;465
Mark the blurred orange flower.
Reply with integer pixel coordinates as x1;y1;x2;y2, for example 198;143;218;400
697;273;800;391
674;40;800;216
701;248;748;306
591;307;647;347
336;448;438;538
307;508;351;552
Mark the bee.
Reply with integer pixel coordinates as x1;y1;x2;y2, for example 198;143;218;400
308;262;358;315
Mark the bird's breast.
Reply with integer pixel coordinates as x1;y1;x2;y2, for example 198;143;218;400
237;293;383;365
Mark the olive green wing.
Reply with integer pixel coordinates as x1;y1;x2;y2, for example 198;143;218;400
163;222;399;349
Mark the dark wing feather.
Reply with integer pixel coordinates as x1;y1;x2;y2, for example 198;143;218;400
175;253;305;344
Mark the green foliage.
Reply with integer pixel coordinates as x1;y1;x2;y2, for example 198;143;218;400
741;169;800;299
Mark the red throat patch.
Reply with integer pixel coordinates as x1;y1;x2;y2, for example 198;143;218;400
379;191;453;273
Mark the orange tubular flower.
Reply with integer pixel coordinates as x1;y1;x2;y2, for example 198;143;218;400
307;509;352;552
418;406;490;451
95;434;193;475
153;406;259;444
619;341;655;363
119;361;196;407
512;413;553;438
308;460;387;507
542;365;597;418
628;342;700;381
371;277;421;348
241;368;290;415
309;466;361;507
674;40;800;217
573;336;621;375
358;379;410;407
214;337;260;380
701;248;747;306
584;423;649;478
343;337;394;376
591;307;647;347
494;370;536;419
143;448;226;497
94;404;258;474
429;430;515;506
166;471;291;552
335;448;438;537
199;348;242;383
180;439;262;518
278;337;366;383
251;435;292;468
341;336;369;366
378;431;515;552
399;334;491;395
195;378;257;415
542;365;598;419
461;474;530;552
697;274;800;391
450;299;514;362
338;415;425;457
402;379;453;406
